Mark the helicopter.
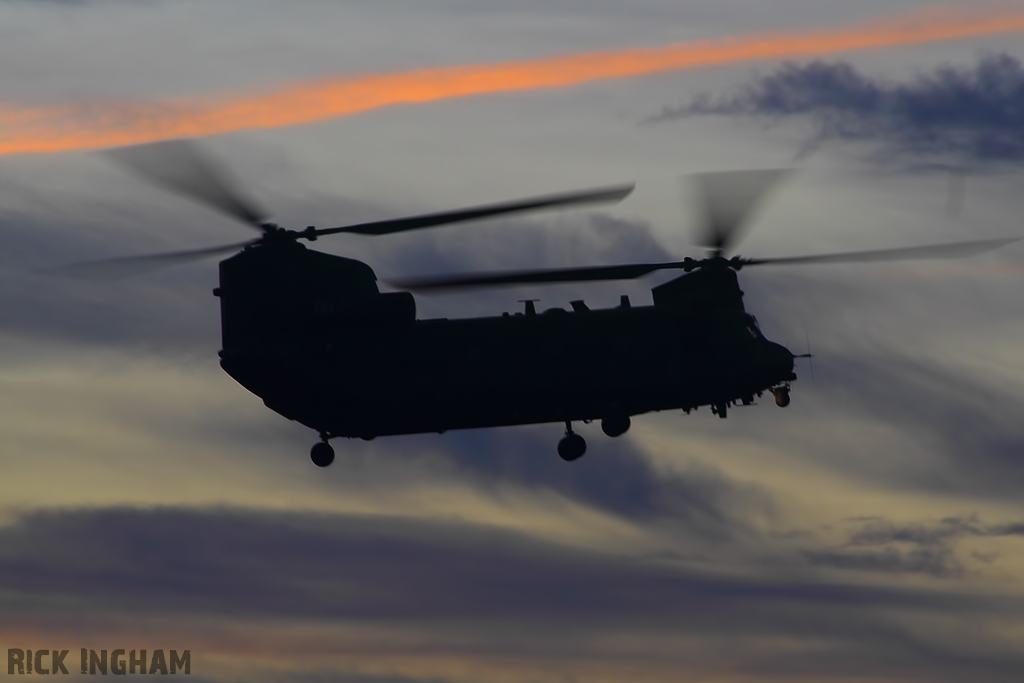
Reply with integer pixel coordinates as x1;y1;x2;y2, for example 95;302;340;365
53;141;1019;466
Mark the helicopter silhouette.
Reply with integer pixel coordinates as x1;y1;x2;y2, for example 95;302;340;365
52;141;1018;466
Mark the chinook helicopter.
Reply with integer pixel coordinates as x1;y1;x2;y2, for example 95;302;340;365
54;141;1018;466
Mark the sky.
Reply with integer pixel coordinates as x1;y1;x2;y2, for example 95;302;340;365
1;1;1023;681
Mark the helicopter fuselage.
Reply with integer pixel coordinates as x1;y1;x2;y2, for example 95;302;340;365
215;242;797;440
64;141;1007;465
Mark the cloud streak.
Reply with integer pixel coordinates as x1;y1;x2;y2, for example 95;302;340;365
3;5;1024;154
654;53;1024;167
804;515;1024;578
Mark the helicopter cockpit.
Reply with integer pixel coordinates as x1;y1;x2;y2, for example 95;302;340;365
743;314;764;339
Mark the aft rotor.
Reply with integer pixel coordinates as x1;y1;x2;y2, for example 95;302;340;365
391;169;1018;291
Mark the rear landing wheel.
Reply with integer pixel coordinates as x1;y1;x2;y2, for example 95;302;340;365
310;441;335;467
601;415;631;438
558;433;587;461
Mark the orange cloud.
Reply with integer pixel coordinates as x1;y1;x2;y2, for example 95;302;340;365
1;4;1023;155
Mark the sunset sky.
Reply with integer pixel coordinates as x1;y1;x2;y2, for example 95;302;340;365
1;1;1023;681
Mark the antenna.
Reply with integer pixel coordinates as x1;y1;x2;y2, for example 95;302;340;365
793;329;815;380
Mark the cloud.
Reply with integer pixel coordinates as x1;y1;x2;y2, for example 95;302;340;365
804;545;963;577
366;427;773;539
802;515;1024;579
4;181;1022;521
813;351;1024;498
278;676;452;683
653;54;1024;168
2;6;1024;154
4;506;1024;683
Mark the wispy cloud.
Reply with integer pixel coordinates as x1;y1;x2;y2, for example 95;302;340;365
4;506;1024;683
2;5;1024;154
804;514;1024;578
653;53;1024;168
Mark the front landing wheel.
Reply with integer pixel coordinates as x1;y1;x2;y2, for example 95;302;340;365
310;441;335;467
773;387;791;407
558;433;587;462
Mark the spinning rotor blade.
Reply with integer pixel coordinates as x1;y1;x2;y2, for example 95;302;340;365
395;237;1019;290
41;239;257;281
105;140;270;231
393;260;693;290
315;184;635;237
739;237;1020;267
690;169;791;255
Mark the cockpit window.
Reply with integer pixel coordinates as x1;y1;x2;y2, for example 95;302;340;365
744;315;763;339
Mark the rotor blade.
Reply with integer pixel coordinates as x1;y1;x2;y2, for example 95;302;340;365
395;236;1021;289
104;140;270;231
690;169;792;255
315;184;635;237
40;239;256;281
392;260;692;290
740;237;1020;267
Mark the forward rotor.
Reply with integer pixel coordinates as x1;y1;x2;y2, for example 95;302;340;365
48;140;635;280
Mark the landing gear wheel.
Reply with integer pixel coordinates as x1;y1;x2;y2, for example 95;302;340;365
558;433;587;461
772;387;791;408
601;415;631;438
310;441;335;467
558;421;587;462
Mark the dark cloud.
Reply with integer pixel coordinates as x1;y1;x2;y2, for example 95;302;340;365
804;545;962;578
364;426;772;539
652;54;1024;168
719;263;1024;500
804;515;1024;579
4;506;1024;681
156;674;450;683
814;351;1024;497
278;676;452;683
0;202;228;353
